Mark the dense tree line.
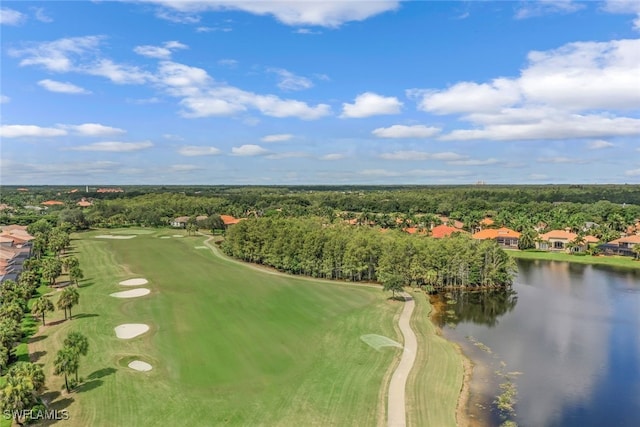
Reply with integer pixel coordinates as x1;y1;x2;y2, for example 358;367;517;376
221;217;517;290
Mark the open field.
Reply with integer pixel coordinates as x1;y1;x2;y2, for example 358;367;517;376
406;291;465;427
29;230;405;426
507;249;640;269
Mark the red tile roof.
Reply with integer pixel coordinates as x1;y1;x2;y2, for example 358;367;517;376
584;235;600;243
431;224;468;239
608;235;640;245
221;215;243;225
41;200;64;206
473;227;520;240
480;217;495;226
539;230;578;241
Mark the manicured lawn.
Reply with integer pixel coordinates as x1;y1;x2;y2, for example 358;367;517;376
405;290;464;427
30;230;403;426
507;249;640;269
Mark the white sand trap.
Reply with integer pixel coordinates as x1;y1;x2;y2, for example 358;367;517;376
172;234;184;238
95;235;136;239
160;236;171;239
110;288;150;298
128;360;152;372
115;324;149;339
360;334;403;351
194;246;208;249
119;278;148;286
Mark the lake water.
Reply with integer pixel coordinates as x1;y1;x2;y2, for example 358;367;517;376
432;259;640;427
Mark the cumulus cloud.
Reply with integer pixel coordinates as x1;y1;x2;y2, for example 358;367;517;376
32;7;53;23
60;123;126;137
602;0;640;31
169;164;202;172
0;125;66;138
0;95;10;104
359;168;471;178
414;39;640;141
320;153;345;160
38;79;91;94
141;1;401;28
372;124;441;138
231;144;268;156
447;158;501;166
536;156;590;164
0;7;26;25
9;35;103;72
587;140;614;150
70;141;153;152
261;134;293;142
341;92;402;118
265;151;310;160
268;68;313;91
177;145;221;156
134;40;188;59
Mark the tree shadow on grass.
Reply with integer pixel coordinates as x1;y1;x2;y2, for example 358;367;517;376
30;350;47;362
79;280;94;288
29;335;48;344
75;379;103;393
87;367;116;380
38;396;75;427
73;313;99;320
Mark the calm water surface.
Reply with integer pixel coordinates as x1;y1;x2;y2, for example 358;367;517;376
433;259;640;427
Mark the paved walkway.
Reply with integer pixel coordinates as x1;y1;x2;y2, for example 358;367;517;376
387;292;417;427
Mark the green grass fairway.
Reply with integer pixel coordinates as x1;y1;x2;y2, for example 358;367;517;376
507;249;640;269
406;291;464;427
31;230;403;426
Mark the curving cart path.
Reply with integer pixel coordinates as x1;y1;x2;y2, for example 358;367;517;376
387;292;417;427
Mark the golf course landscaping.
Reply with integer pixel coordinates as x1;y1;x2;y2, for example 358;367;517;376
26;229;465;426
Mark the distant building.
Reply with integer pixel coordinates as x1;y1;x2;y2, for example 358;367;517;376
473;227;520;248
96;188;124;193
599;235;640;257
0;225;34;283
220;215;243;226
41;200;65;206
76;198;93;207
171;216;190;228
431;224;468;239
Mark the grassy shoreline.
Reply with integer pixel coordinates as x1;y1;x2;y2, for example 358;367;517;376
507;249;640;269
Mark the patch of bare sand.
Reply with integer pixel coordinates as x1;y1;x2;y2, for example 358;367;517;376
128;360;152;371
114;324;149;339
110;288;150;298
119;278;148;286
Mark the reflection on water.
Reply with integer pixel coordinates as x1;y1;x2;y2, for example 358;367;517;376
435;259;640;427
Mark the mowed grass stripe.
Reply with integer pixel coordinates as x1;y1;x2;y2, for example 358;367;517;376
32;231;402;426
406;290;464;427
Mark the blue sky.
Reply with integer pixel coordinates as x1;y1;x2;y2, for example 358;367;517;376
1;1;639;185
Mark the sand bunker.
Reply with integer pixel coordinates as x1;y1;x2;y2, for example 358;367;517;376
115;324;150;339
194;246;208;249
160;236;171;239
95;235;136;239
110;288;150;298
172;235;184;238
128;360;153;372
119;278;148;286
360;334;403;351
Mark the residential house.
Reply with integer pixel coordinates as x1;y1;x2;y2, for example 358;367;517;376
436;215;464;230
599;235;640;257
431;224;468;239
472;227;520;248
0;225;34;283
537;230;585;252
472;217;495;233
97;188;124;193
171;216;190;228
41;200;65;207
77;198;93;207
221;215;244;227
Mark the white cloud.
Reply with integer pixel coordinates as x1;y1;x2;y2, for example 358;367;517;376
163;134;183;140
261;134;293;142
127;97;162;105
231;144;269;156
143;1;401;28
32;7;53;23
38;79;91;94
0;125;66;138
134;40;188;59
415;79;521;114
1;159;118;181
84;59;152;84
266;151;310;160
372;124;441;138
268;68;313;91
447;158;500;166
0;7;26;25
379;151;465;161
9;36;103;72
320;153;345;160
625;169;640;176
341;92;402;118
359;168;471;178
529;173;549;180
603;1;640;31
157;61;210;91
295;28;321;35
61;123;126;137
177;145;221;156
536;156;589;164
70;141;153;152
169;164;202;172
0;95;10;104
515;0;584;19
587;140;614;150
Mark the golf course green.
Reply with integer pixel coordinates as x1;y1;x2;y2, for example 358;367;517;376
29;230;407;426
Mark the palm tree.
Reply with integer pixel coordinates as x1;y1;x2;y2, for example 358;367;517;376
41;257;62;286
54;346;78;393
62;255;79;274
633;244;640;260
57;287;79;320
0;318;21;350
31;296;55;326
69;266;84;287
0;302;25;324
0;375;33;426
0;345;8;375
64;332;89;381
8;362;45;395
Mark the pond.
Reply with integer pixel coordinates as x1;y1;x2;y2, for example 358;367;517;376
432;259;640;427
